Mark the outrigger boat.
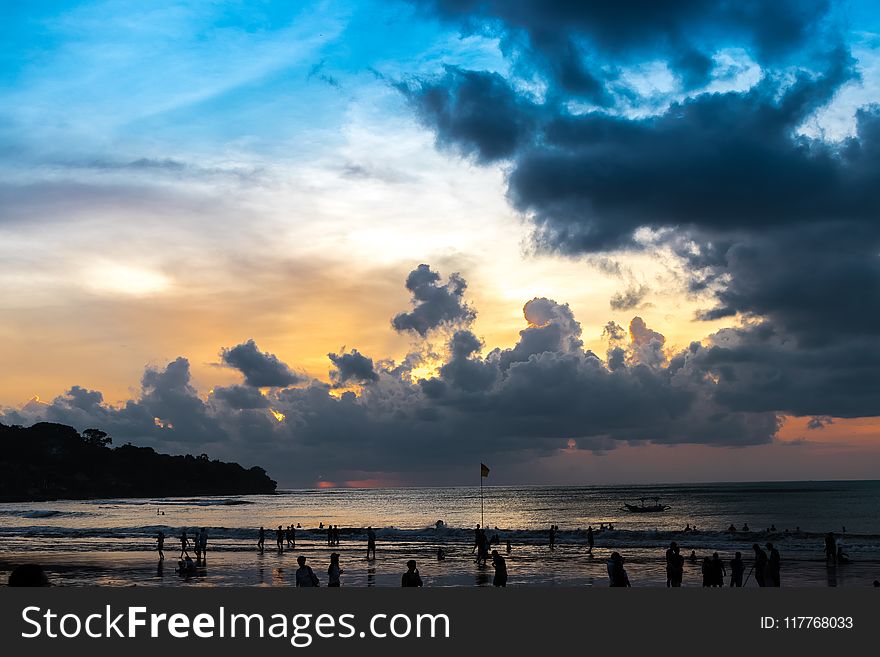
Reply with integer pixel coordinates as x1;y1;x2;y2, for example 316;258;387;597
621;496;670;513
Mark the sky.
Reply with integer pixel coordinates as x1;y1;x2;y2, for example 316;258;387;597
2;0;880;487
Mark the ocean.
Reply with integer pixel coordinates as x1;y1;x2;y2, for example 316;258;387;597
2;481;878;587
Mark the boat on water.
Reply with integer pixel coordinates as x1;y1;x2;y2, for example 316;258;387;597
621;497;670;513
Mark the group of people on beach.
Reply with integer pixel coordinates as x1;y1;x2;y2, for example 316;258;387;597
147;518;874;587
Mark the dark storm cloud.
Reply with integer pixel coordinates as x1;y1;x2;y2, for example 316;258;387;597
400;1;880;431
2;358;225;447
411;0;832;96
211;385;270;410
328;349;380;386
391;264;476;336
220;339;302;388
610;284;649;311
399;67;539;162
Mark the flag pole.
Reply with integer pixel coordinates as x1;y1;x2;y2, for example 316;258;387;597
480;466;484;527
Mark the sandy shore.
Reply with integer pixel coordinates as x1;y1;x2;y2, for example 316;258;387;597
3;541;878;587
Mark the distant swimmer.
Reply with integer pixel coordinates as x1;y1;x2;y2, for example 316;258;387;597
685;523;691;532
328;553;342;587
295;556;320;587
689;550;697;563
587;526;594;555
770;524;777;533
491;550;508;587
258;526;265;552
742;523;750;532
730;551;745;587
607;552;631;587
367;526;377;560
728;524;737;533
401;560;423;587
435;520;445;530
157;530;165;560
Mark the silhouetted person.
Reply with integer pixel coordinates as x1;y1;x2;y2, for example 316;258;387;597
295;556;319;587
157;530;165;560
587;526;594;554
437;547;446;560
276;525;284;552
179;529;189;558
728;524;737;533
328;553;342;587
257;526;265;552
873;580;879;587
402;560;423;587
752;544;768;587
730;551;745;587
666;542;675;587
198;527;208;562
474;526;489;565
711;552;726;587
367;526;376;560
766;543;781;587
607;552;630;587
8;564;49;586
491;550;508;587
825;532;837;564
286;525;293;547
689;550;697;563
549;524;556;550
701;557;712;587
742;523;750;532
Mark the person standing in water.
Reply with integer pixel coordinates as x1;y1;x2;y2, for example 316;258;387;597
730;551;745;587
587;526;594;555
276;525;284;552
157;530;165;560
711;552;726;587
198;528;208;562
752;544;768;587
257;526;265;552
401;560;423;587
366;526;377;560
295;556;319;587
607;552;631;587
179;529;189;559
491;550;508;587
327;553;342;587
549;525;556;550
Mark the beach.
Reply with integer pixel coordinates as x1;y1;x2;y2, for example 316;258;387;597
2;481;879;587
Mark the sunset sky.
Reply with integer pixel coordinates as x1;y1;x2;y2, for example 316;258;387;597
2;0;880;487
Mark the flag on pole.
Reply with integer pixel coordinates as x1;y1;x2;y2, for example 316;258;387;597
481;463;490;478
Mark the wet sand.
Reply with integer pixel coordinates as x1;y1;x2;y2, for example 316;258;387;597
3;541;877;587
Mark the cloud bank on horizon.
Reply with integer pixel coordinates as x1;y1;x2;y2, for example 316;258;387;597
2;0;880;485
2;264;780;485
